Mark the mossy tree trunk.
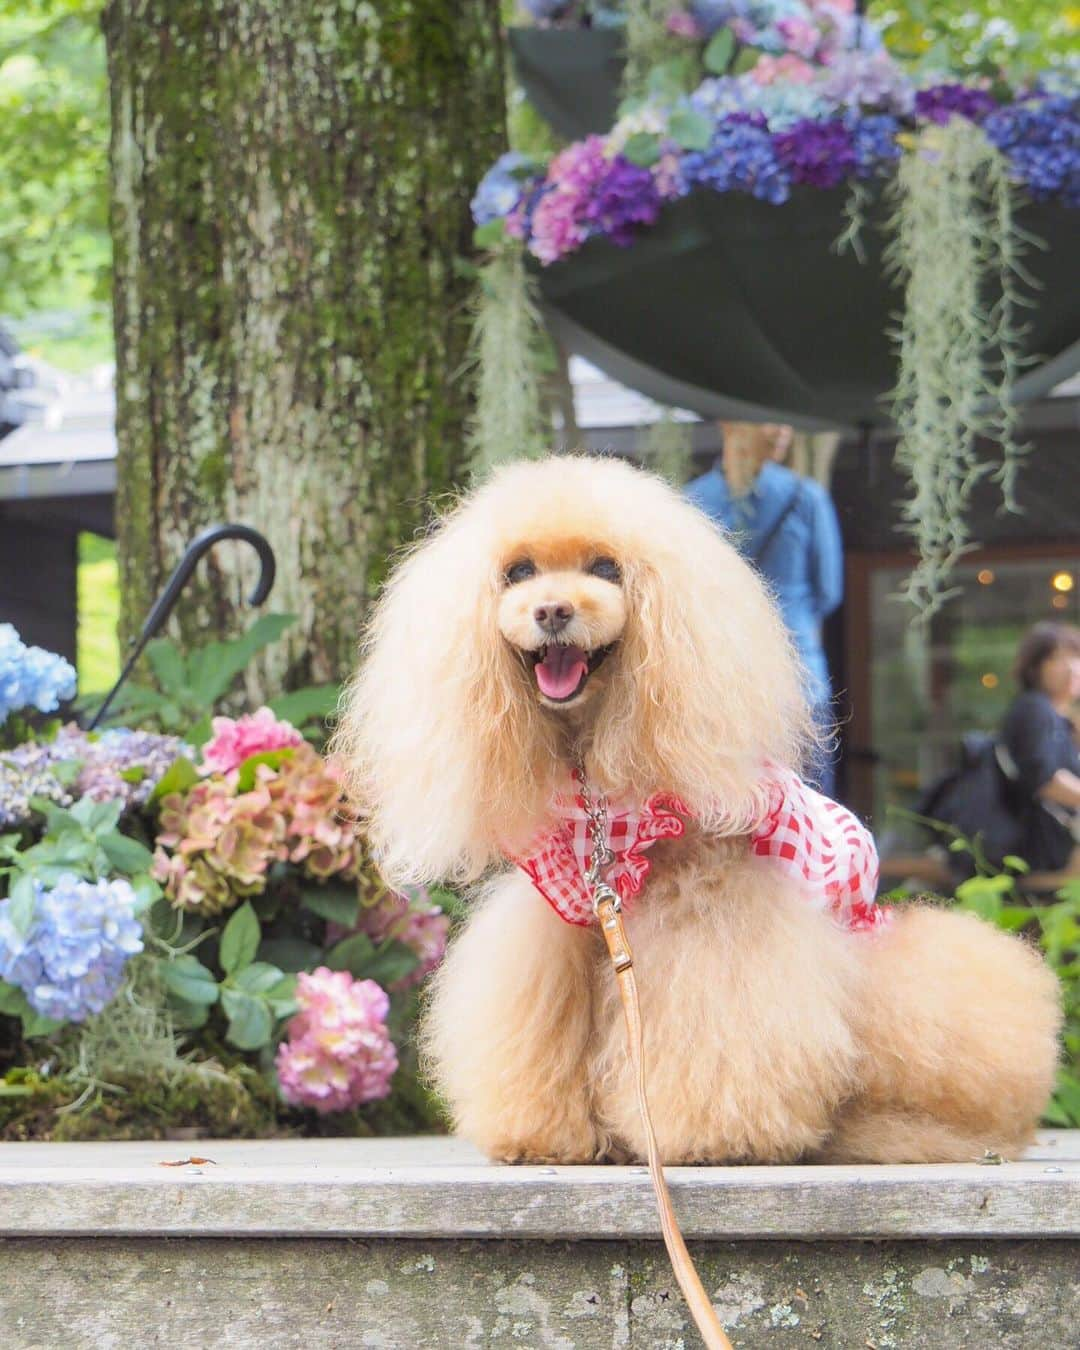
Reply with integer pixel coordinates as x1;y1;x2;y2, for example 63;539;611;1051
105;0;505;695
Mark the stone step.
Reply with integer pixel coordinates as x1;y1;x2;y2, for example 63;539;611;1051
1;1132;1077;1348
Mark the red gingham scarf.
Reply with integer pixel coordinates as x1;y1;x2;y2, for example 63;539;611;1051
510;766;885;931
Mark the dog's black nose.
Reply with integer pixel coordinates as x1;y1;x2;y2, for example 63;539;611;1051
534;602;574;634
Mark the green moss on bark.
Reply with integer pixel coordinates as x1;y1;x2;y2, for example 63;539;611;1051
105;0;506;694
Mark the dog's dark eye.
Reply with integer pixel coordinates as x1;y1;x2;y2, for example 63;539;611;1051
505;560;537;586
587;557;621;584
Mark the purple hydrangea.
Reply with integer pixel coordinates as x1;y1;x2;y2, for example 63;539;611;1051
983;95;1080;206
683;114;792;204
915;84;998;126
5;724;192;810
580;156;662;245
0;752;72;828
0;874;144;1023
470;151;540;226
0;624;76;724
689;0;744;37
849;113;901;178
774;116;857;188
820;51;915;116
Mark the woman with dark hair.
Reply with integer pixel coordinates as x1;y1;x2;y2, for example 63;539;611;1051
1001;621;1080;871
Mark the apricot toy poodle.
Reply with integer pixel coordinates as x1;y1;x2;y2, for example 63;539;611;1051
336;455;1060;1165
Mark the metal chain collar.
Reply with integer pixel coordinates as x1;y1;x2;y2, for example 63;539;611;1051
574;751;621;914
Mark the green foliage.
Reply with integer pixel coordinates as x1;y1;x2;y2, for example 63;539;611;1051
93;613;339;743
76;533;121;696
0;0;110;354
156;901;297;1054
886;121;1031;617
871;1;1079;79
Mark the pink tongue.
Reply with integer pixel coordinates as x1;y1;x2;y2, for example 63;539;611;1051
536;645;588;699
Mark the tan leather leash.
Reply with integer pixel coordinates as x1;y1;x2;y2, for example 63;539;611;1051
577;761;733;1350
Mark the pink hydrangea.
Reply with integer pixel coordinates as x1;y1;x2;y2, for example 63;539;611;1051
752;54;818;86
666;10;703;39
152;775;286;913
356;888;450;991
201;707;304;775
275;968;398;1113
269;745;362;879
529;136;609;264
776;17;823;60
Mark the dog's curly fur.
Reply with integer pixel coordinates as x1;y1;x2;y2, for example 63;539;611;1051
335;455;1061;1164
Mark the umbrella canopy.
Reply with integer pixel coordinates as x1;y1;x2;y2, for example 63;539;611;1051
535;189;1080;429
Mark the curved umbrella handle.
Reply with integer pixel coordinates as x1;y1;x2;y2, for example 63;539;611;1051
88;524;276;730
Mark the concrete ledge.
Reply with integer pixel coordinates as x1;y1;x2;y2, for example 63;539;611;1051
0;1132;1077;1242
1;1134;1077;1348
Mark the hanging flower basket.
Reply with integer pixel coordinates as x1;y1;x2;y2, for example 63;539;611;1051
475;5;1079;608
533;186;1079;428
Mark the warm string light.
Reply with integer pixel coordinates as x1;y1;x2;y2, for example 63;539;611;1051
1051;571;1075;593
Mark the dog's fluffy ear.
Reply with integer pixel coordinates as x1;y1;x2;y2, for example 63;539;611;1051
333;502;559;889
590;490;812;831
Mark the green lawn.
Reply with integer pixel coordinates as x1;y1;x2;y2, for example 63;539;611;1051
77;532;120;695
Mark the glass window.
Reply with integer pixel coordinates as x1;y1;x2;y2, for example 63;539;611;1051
863;555;1080;841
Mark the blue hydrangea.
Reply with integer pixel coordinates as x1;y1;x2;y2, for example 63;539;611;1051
683;115;792;204
849;113;901;178
689;0;748;36
691;75;829;132
0;874;144;1023
983;95;1080;206
471;151;541;226
0;624;76;724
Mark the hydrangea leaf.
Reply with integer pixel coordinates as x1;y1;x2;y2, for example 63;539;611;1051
71;796;123;836
324;932;377;976
668;107;713;151
231;961;287;995
361;939;421;989
162;954;220;1006
622;132;663;167
473;218;507;250
145;637;189;697
8;874;36;937
257;936;322;973
234;748;295;793
645;55;698;103
130;874;163;914
703;27;736;76
219;901;261;976
266;684;340;730
149;755;199;803
100;831;155;877
732;47;761;76
300;885;360;927
21;1009;63;1039
221;988;273;1050
0;979;29;1017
